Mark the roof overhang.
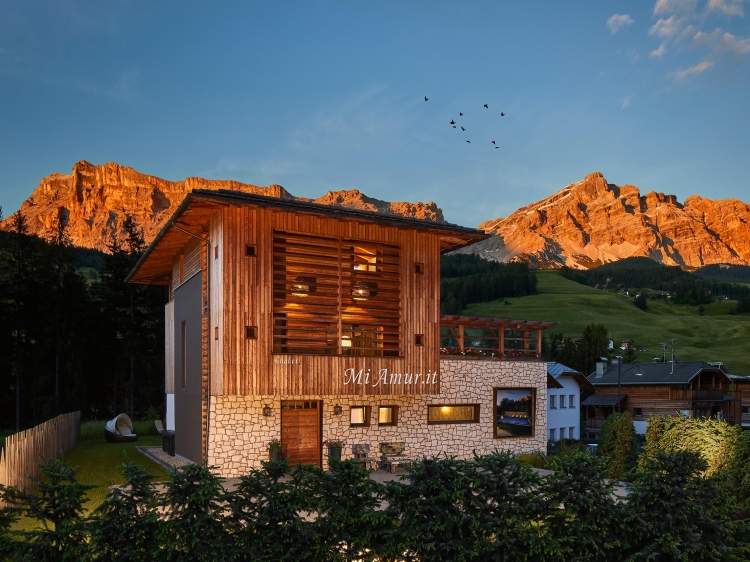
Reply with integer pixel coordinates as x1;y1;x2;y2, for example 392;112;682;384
547;374;564;389
127;189;489;285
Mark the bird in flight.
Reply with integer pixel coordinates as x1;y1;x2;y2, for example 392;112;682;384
453;125;456;128
501;112;505;116
484;104;489;108
466;140;471;143
495;146;500;149
461;126;466;131
450;119;456;125
492;141;496;145
424;96;429;101
459;112;463;116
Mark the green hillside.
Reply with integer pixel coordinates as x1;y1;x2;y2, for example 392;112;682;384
465;271;750;375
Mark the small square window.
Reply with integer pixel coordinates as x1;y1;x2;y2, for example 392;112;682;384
743;406;750;414
214;327;219;341
569;395;575;408
245;326;257;339
378;406;398;426
415;334;424;346
635;408;643;417
214;245;219;259
350;406;370;427
415;263;425;274
246;245;256;257
550;395;557;409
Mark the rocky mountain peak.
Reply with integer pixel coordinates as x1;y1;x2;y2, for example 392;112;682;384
2;161;445;252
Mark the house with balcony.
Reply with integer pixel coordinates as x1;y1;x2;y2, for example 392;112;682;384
583;359;740;439
727;373;750;429
126;189;555;475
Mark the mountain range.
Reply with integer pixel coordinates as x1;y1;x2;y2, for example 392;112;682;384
2;163;749;270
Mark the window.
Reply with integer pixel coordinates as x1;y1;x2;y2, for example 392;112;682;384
635;408;643;417
378;406;398;426
415;334;424;346
560;395;566;409
569;426;575;439
495;388;535;438
350;406;370;426
180;321;187;388
743;406;750;414
415;262;425;274
679;409;690;417
569;395;575;408
550;428;556;441
273;231;400;356
427;405;478;424
549;395;557;409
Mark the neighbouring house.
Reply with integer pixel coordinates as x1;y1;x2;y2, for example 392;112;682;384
727;373;750;429
620;339;636;351
546;362;595;441
126;189;556;475
583;359;740;439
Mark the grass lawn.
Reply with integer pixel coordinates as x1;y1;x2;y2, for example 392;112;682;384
466;271;750;375
12;436;170;532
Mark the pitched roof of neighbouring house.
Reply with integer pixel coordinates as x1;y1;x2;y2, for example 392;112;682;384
547;362;595;390
588;361;732;386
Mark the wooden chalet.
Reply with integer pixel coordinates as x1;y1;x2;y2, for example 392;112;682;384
127;189;555;474
583;359;740;439
727;374;750;429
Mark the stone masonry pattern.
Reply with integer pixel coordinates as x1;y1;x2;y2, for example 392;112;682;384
207;359;547;476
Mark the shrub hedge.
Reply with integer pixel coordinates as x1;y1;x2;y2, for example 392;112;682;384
1;449;748;561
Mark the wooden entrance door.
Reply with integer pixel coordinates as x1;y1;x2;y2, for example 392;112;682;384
281;400;321;467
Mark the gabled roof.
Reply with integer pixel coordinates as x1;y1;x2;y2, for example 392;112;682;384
547;362;595;391
127;189;488;285
588;361;733;386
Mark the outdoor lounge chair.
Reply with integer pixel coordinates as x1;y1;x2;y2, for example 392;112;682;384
104;413;138;443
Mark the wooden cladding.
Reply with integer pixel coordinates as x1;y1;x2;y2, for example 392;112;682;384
272;230;401;357
171;237;202;292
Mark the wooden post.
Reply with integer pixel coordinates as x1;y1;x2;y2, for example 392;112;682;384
537;329;543;357
458;324;464;352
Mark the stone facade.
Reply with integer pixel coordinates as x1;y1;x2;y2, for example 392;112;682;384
207;358;547;476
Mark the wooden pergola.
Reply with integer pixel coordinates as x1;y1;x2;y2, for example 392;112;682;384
439;315;556;360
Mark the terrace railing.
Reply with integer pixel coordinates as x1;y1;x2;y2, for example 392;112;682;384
669;389;727;402
439;315;555;361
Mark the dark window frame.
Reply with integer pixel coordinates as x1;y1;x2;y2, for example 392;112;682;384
427;404;479;425
350;405;371;427
378;405;398;426
494;387;536;439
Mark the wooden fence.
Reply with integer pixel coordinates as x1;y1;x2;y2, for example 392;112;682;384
0;411;81;496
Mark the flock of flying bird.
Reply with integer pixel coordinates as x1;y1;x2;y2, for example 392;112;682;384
424;96;505;149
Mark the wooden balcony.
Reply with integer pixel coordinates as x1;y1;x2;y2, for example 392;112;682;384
585;419;605;431
439;315;556;362
669;389;727;402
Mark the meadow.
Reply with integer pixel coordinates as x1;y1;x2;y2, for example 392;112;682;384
465;271;750;375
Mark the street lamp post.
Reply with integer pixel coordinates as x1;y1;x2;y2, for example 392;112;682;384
616;356;644;414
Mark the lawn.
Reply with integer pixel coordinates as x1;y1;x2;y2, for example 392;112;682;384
12;435;170;531
465;271;750;375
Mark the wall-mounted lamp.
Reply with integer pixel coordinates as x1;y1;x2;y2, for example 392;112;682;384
291;276;317;297
262;404;273;416
351;281;377;301
333;404;343;415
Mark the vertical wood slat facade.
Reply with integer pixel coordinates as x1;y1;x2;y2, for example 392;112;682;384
209;211;224;396
218;206;442;397
165;300;175;394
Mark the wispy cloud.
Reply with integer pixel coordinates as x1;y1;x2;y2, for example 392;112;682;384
651;43;668;58
621;97;632;109
43;69;140;103
607;14;634;34
671;60;715;80
653;0;698;15
649;16;688;38
706;0;745;17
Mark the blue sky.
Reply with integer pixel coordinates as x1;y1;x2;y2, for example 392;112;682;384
1;0;748;227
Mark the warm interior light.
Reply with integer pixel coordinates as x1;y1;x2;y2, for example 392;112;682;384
341;336;352;348
351;281;377;301
291;276;316;297
441;406;451;414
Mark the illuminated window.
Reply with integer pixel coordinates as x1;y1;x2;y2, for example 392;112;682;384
350;406;370;426
427;405;478;424
378;406;398;426
352;246;378;272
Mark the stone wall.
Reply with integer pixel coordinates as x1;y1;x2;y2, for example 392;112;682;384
207;359;547;476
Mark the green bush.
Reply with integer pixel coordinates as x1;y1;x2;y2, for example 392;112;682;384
598;412;637;479
517;452;547;469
